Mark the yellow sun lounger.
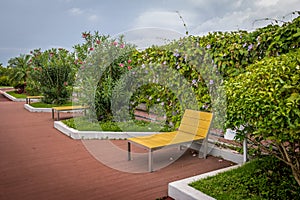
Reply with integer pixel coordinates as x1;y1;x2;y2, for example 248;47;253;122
127;109;213;172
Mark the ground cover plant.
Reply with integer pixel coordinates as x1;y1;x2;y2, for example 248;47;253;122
6;91;27;99
29;101;74;108
189;156;300;199
63;117;173;132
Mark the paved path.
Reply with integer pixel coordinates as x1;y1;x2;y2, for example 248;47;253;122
0;92;233;200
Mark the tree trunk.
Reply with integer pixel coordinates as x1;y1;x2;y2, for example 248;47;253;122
291;166;300;186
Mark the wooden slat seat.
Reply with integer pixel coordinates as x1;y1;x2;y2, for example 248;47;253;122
52;105;89;121
26;96;44;104
127;109;213;172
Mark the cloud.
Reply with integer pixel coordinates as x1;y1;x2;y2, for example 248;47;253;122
117;28;184;50
68;7;99;22
69;7;83;16
255;0;279;7
189;0;300;34
133;10;188;34
88;14;98;22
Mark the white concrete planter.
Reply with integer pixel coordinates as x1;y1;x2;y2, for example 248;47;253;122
54;121;244;163
54;121;160;140
3;92;26;102
168;164;241;200
24;104;52;112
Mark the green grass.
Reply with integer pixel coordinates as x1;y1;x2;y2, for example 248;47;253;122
189;156;300;200
0;86;12;88
6;91;27;98
62;117;174;132
30;101;74;108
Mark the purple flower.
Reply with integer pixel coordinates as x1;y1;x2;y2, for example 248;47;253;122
157;98;160;102
209;80;214;85
248;44;253;51
202;103;209;110
173;52;180;57
243;43;247;48
206;44;211;49
192;79;197;85
161;102;164;106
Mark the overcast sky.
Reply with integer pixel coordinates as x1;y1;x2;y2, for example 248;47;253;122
0;0;299;66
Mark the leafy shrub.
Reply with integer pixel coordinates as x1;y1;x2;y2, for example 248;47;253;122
75;34;137;121
0;76;10;86
30;48;77;104
225;49;300;185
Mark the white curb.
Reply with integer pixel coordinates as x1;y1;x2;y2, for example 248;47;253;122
24;104;52;112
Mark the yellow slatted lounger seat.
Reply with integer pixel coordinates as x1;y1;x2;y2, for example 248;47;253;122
127;109;213;172
52;105;89;121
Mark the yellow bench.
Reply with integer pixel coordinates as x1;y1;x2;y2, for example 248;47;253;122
127;109;213;172
52;105;89;121
26;96;44;104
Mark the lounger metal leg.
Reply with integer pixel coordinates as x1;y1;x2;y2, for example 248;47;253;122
57;111;60;121
128;142;131;161
203;139;208;159
52;109;54;119
149;149;153;172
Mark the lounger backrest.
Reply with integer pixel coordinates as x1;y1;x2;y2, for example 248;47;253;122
178;109;213;138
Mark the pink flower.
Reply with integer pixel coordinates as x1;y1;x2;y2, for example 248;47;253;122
89;47;94;51
82;33;89;38
96;40;100;44
113;41;118;46
64;82;68;86
127;59;132;64
120;44;125;48
80;66;85;70
127;66;132;70
119;63;124;67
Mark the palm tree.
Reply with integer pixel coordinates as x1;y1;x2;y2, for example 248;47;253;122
8;54;32;93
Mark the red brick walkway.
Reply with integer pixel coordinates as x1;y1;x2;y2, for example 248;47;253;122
0;92;234;200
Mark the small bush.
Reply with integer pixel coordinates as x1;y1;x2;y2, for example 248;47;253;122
0;76;10;86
